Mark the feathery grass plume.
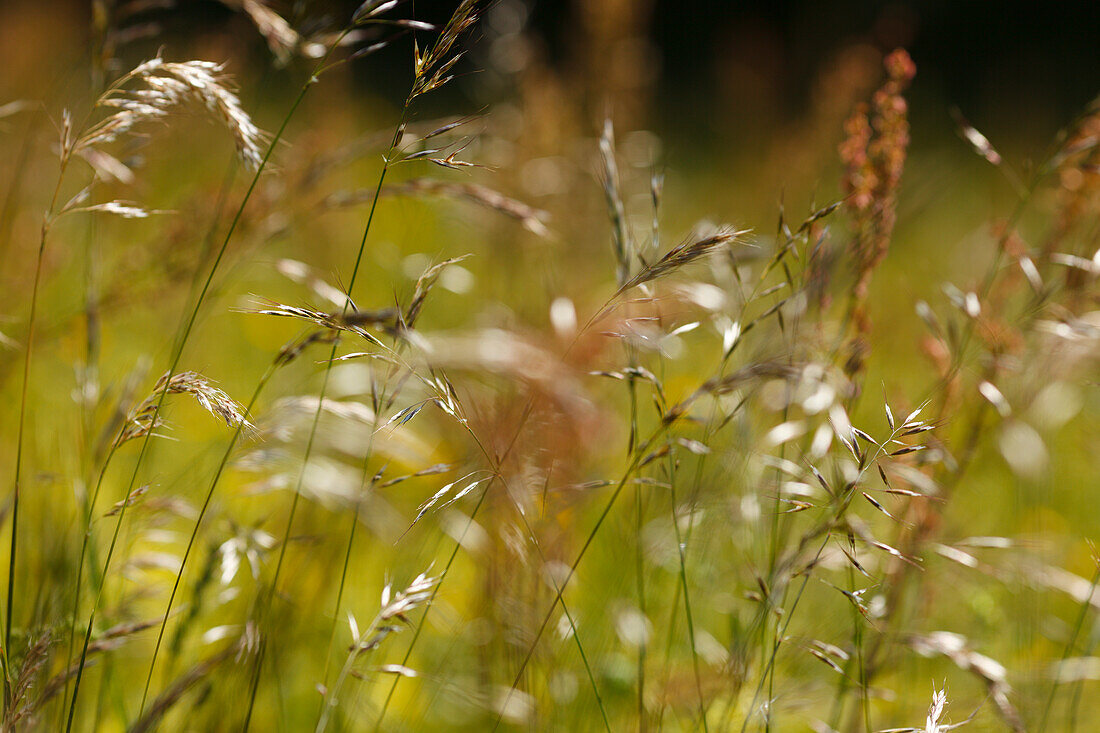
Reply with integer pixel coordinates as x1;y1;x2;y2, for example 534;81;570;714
378;570;438;623
76;58;267;171
115;370;255;447
924;689;951;733
839;49;915;337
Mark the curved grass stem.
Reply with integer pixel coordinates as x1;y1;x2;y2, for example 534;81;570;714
63;39;338;730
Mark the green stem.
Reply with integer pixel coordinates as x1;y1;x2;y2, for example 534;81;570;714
1038;560;1100;733
242;81;410;731
669;479;708;732
137;363;277;716
489;424;672;732
64;48;324;732
371;407;539;731
60;444;118;718
8;156;69;704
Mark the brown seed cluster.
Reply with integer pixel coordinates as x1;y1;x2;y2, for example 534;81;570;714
840;49;916;308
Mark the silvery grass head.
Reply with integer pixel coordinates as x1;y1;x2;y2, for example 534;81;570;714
71;57;267;173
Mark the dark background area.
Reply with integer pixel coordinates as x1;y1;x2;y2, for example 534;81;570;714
58;1;1100;130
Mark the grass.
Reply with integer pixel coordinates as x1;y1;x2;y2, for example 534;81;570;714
0;1;1098;731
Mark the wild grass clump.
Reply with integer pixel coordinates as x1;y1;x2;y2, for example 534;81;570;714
0;1;1097;730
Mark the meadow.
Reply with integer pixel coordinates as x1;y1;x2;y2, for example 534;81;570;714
0;1;1098;730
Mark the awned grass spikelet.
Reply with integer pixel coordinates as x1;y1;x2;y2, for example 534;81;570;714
2;3;1099;731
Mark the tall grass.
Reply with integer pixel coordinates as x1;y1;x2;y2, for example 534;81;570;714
0;1;1098;731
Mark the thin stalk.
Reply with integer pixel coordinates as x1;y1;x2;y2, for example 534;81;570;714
739;533;829;733
64;45;328;731
65;447;152;732
466;427;612;733
1038;560;1100;733
635;476;647;730
137;361;277;715
317;501;361;719
316;322;409;719
316;606;390;733
490;423;672;732
740;428;902;733
316;340;434;722
845;546;871;733
655;578;682;731
764;340;798;732
371;482;493;733
1067;624;1099;733
7;233;46;659
242;361;327;728
371;407;538;731
626;343;648;730
241;638;266;729
241;84;411;730
652;280;775;729
9;155;70;685
827;654;852;731
670;477;708;731
60;443;119;716
656;353;707;733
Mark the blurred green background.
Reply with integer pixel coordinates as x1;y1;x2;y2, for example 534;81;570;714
0;1;1098;731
